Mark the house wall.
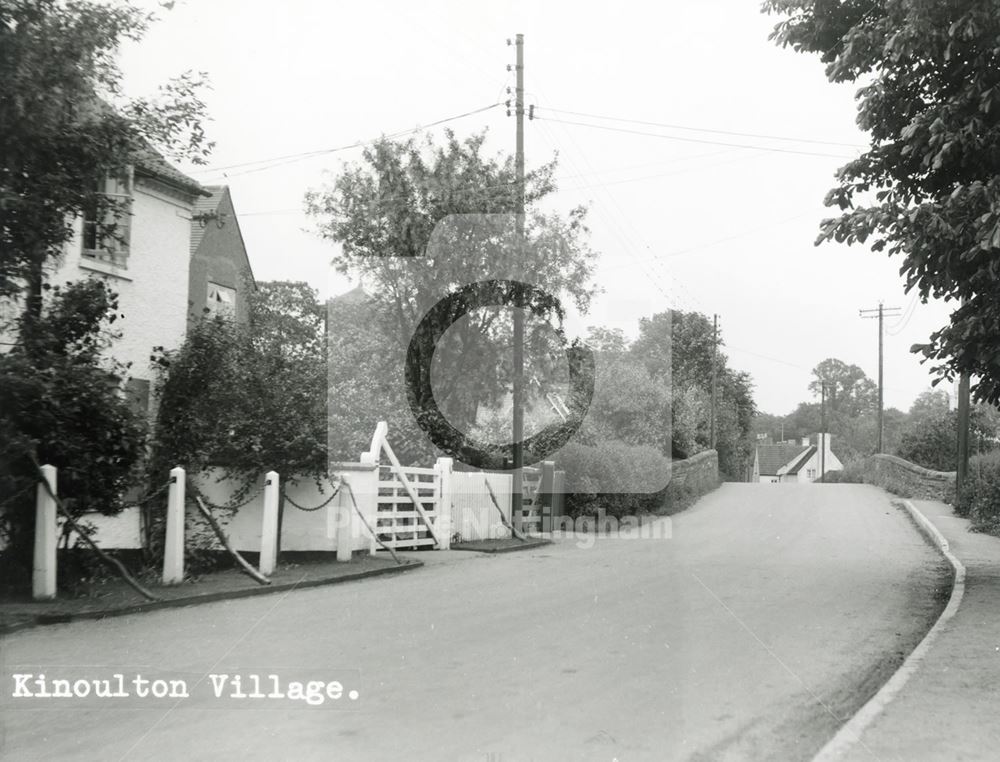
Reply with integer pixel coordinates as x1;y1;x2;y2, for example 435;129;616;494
814;434;844;477
188;188;254;326
49;176;194;384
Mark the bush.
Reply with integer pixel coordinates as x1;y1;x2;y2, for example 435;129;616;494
958;452;1000;529
0;281;146;584
817;461;866;483
896;409;958;471
556;439;671;518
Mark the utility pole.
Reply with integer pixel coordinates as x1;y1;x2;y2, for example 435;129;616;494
955;295;971;499
710;314;718;449
820;381;827;481
860;301;902;453
957;372;971;498
510;33;525;533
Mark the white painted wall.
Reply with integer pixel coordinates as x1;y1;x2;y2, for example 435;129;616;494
47;177;194;383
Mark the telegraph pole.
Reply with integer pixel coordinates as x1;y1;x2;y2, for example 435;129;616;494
820;381;827;480
710;314;719;449
957;372;971;498
510;34;525;533
860;302;902;453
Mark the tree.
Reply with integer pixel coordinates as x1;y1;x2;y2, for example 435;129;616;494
307;131;598;460
326;287;412;461
151;282;328;524
764;0;1000;404
631;309;757;474
897;393;1000;470
808;358;877;418
1;0;211;329
909;389;951;420
0;280;146;583
583;326;629;357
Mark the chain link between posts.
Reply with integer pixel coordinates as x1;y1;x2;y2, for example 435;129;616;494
280;482;342;512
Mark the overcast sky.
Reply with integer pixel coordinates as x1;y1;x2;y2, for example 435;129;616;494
120;0;958;415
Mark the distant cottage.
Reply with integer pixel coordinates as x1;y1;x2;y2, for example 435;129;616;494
752;434;843;483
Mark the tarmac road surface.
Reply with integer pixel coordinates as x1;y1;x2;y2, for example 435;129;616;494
1;483;949;761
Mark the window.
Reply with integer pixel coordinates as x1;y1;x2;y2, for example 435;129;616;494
206;282;236;319
82;169;133;267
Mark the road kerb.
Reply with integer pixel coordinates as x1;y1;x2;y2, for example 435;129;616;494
810;499;966;762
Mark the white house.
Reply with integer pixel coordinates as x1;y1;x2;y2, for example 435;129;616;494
752;434;843;483
44;148;210;417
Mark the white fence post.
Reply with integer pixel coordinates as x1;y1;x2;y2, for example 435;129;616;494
33;464;57;600
162;467;185;585
436;457;453;550
260;471;280;575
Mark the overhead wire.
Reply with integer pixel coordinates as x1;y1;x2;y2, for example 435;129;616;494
192;102;504;179
536;106;866;149
533;114;859;161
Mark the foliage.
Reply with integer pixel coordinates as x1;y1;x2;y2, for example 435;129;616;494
307;130;597;439
630;309;757;475
557;440;671;518
898;408;958;472
808;358;877;418
150;281;328;501
581;356;672;455
896;399;999;471
1;0;211;321
0;280;145;575
764;0;1000;404
957;451;1000;530
756;359;907;463
816;462;866;484
326;288;420;461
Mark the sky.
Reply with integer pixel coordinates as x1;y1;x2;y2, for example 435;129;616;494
119;0;959;416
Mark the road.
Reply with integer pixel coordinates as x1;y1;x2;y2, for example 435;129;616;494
1;483;949;761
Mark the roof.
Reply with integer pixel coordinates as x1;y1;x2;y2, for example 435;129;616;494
188;185;257;288
330;285;369;306
132;145;209;197
756;444;810;476
783;446;817;475
189;185;227;255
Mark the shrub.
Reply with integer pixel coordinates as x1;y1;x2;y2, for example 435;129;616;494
959;452;1000;530
817;461;866;483
0;281;146;585
896;409;958;471
556;439;671;518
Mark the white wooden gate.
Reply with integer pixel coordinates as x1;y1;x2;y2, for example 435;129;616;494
375;463;441;549
367;422;447;550
519;466;543;532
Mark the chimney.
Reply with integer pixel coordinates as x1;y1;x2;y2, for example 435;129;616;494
801;437;810;447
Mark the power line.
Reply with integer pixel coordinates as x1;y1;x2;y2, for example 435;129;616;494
192;102;503;178
533;113;696;312
537;106;866;149
534;115;858;160
234;151;753;218
600;210;813;269
886;289;920;336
